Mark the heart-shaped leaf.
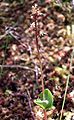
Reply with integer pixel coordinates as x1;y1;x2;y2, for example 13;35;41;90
34;89;53;110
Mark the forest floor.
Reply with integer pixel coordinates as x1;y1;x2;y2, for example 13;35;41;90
0;0;74;120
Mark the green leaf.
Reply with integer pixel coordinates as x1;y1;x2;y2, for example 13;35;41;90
34;89;53;110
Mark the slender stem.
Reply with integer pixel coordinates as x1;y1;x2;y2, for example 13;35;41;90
35;15;44;93
34;14;47;120
59;48;74;120
44;110;48;120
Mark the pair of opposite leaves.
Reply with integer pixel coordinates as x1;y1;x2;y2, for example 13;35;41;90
34;89;53;110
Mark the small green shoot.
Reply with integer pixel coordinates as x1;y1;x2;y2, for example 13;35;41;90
34;89;53;110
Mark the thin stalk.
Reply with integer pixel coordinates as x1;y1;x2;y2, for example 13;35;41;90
35;15;44;94
59;48;74;120
44;110;48;120
34;15;47;120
